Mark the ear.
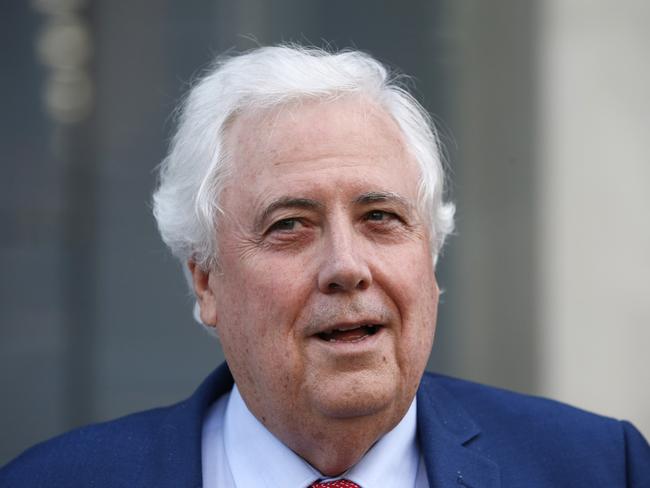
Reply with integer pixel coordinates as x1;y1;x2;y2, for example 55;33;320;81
188;260;218;326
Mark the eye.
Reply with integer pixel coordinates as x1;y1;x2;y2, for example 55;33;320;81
365;210;395;222
268;218;299;232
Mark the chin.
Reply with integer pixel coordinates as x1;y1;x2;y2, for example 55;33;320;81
308;369;403;420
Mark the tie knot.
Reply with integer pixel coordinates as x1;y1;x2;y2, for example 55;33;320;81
310;480;360;488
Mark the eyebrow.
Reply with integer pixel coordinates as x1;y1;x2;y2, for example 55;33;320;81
255;197;324;231
353;191;412;210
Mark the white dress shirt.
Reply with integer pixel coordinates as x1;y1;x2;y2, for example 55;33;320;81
202;385;429;488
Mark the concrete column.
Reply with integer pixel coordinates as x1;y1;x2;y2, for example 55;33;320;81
538;0;650;435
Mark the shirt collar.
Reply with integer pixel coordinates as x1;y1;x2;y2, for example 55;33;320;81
224;385;321;488
224;385;420;488
343;399;419;487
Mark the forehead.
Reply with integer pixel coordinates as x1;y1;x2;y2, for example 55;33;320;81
222;96;421;203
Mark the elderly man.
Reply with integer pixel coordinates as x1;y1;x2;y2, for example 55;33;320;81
2;45;649;487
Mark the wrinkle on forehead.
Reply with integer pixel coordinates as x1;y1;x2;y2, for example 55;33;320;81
225;95;411;176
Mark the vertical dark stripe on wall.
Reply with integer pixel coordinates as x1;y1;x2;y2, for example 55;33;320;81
55;4;99;429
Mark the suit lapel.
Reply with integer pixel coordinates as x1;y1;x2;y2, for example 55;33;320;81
152;363;235;488
417;375;501;488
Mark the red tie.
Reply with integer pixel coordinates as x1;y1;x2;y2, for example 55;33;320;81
309;480;360;488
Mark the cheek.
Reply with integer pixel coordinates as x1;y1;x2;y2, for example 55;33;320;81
382;245;437;311
378;246;438;353
218;256;314;349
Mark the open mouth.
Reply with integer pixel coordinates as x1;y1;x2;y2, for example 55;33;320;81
316;324;381;343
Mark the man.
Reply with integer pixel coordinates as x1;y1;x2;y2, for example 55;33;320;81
2;45;649;487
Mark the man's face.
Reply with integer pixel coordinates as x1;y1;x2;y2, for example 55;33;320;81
193;96;439;441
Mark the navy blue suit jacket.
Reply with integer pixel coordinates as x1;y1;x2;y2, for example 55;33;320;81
2;363;649;487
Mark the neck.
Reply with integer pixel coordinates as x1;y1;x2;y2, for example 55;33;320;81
272;404;408;476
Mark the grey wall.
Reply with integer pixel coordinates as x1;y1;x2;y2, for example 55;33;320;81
442;1;539;393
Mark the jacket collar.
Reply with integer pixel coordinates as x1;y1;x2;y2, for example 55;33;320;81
417;373;501;488
154;363;234;488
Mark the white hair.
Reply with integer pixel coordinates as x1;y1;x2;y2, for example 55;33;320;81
153;44;454;282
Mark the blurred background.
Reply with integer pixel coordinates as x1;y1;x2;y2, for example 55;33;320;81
1;0;649;464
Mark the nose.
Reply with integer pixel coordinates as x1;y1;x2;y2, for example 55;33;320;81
317;224;372;294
